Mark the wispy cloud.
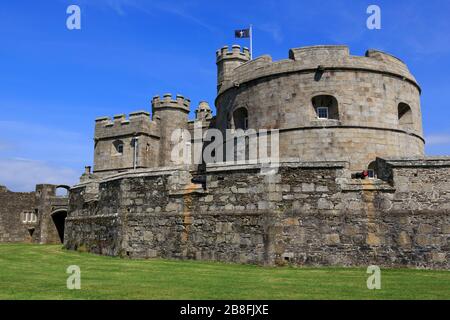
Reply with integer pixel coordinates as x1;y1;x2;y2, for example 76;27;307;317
103;0;135;15
0;158;79;192
258;23;283;44
0;120;82;140
426;134;450;146
0;120;91;164
75;0;217;32
147;2;217;33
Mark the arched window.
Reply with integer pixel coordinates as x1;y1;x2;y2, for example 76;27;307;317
398;103;413;128
312;95;339;120
113;140;124;155
233;108;249;130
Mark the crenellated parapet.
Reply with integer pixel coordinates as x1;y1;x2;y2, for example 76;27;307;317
94;110;157;140
216;45;251;63
151;93;191;114
218;45;419;95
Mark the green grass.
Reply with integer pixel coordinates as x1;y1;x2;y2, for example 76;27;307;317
0;244;448;300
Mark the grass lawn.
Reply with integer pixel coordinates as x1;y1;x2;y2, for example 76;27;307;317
0;243;448;300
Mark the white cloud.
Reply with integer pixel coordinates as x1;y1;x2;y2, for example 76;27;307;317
426;134;450;146
0;158;79;192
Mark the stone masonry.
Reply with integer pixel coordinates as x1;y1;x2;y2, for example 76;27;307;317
0;184;69;244
66;158;450;269
62;45;449;269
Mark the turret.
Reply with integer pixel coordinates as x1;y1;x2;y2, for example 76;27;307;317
152;94;190;167
216;45;250;92
195;101;212;121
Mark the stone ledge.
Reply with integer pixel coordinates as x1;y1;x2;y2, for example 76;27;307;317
66;213;119;221
382;157;450;167
279;125;425;143
101;166;191;183
72;166;192;189
206;159;348;173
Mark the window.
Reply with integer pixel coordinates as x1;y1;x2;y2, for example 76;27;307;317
317;107;329;119
113;140;124;155
22;211;37;223
367;170;375;179
398;103;413;128
233;108;249;130
312;95;339;120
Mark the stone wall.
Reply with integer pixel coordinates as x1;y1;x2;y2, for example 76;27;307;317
0;184;69;244
0;186;37;242
65;158;450;269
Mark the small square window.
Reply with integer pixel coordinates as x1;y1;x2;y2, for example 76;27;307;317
317;107;329;119
367;170;375;179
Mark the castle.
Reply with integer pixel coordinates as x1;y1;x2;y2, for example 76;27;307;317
91;44;424;175
2;45;449;268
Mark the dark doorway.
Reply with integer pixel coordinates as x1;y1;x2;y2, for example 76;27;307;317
52;210;67;243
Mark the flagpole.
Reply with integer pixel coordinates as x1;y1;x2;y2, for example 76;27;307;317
250;24;253;60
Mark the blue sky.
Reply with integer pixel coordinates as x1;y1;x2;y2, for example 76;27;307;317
1;0;450;191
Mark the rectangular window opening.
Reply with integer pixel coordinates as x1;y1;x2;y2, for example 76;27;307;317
317;107;329;119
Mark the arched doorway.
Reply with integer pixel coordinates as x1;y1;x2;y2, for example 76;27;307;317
51;210;67;243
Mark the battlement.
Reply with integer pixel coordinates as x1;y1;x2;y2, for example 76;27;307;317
218;45;418;95
216;45;251;62
288;45;350;60
94;110;156;140
95;110;152;127
152;93;191;113
365;49;406;65
288;45;407;68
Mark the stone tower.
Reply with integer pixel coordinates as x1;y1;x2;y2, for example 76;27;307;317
152;94;190;167
93;110;159;175
215;45;424;170
216;45;251;92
